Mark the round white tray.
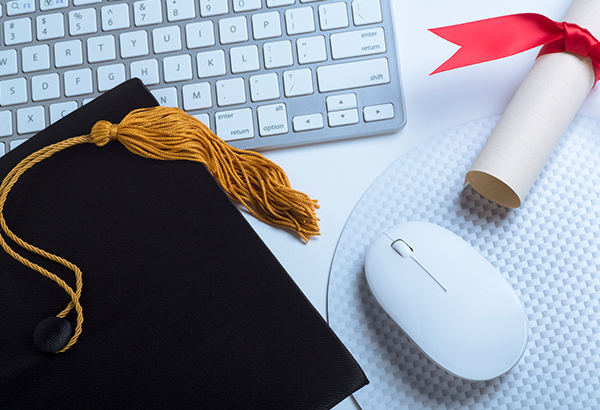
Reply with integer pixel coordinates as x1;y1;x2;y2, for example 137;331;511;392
327;116;600;409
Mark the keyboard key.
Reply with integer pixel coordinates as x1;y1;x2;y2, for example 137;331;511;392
10;139;27;150
328;108;359;127
167;0;196;22
64;68;93;97
363;103;394;122
233;0;261;12
0;111;14;137
326;93;357;111
285;7;315;35
163;54;193;83
192;113;210;127
50;101;78;124
216;77;246;106
296;36;326;64
97;63;126;92
17;105;45;134
292;113;323;132
218;16;249;44
252;11;282;40
27;51;55;75
283;68;313;97
87;35;117;63
69;8;97;36
330;28;386;60
134;0;163;26
316;57;390;92
249;73;280;102
16;106;43;136
32;73;60;102
73;0;102;5
197;50;226;78
318;3;348;30
0;50;18;77
230;45;260;74
36;13;65;40
54;39;83;67
185;21;215;49
199;0;229;17
0;78;27;106
130;58;160;85
352;0;382;25
257;103;288;136
4;17;33;46
151;87;179;107
182;82;212;111
120;30;150;58
6;1;35;16
263;40;293;69
40;0;69;11
152;26;182;54
101;3;131;31
215;108;254;141
267;0;294;7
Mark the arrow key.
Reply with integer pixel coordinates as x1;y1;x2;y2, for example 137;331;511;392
326;93;357;112
363;103;394;122
292;113;324;132
328;108;359;127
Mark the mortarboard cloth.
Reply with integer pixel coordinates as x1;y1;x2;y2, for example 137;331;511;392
0;79;368;408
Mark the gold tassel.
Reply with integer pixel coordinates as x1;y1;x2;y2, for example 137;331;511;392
0;106;319;352
89;106;320;242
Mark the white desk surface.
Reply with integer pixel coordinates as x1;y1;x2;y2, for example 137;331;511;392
242;1;600;408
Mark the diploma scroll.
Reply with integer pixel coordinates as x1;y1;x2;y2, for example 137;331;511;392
465;0;600;208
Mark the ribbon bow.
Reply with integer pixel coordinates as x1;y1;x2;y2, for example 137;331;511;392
430;13;600;84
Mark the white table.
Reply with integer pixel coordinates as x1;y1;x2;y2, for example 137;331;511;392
243;1;600;408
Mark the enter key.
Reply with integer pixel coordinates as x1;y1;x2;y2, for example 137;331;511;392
330;27;387;60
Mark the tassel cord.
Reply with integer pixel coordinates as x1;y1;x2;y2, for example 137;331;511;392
0;136;89;352
0;106;319;353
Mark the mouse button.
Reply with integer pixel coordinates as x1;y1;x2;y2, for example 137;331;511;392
412;229;486;292
391;239;413;257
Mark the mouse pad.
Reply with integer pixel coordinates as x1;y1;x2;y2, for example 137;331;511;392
327;115;600;409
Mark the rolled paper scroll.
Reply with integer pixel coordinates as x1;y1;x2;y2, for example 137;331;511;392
431;0;600;208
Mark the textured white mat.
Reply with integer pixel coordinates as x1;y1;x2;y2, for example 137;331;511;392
327;116;600;409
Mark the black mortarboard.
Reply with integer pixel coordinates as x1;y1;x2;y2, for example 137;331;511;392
0;79;367;408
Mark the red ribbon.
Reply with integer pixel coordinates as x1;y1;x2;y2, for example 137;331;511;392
429;13;600;83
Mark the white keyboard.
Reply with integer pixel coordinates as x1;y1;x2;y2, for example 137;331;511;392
0;0;406;153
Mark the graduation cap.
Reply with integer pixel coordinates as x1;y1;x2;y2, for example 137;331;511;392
0;79;367;408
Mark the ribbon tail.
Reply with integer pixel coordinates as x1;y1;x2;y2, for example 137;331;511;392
430;13;565;75
588;45;600;83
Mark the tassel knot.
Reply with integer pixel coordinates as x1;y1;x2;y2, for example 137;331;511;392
109;124;119;141
89;120;118;147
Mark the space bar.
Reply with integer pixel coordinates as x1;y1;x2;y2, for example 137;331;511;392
316;58;390;93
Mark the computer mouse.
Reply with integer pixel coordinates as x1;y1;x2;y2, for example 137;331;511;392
365;221;528;381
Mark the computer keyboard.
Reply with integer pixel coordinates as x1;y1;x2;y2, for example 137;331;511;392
0;0;406;153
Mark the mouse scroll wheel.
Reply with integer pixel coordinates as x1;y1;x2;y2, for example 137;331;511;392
392;239;413;258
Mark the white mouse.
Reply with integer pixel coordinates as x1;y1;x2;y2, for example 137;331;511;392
365;221;528;381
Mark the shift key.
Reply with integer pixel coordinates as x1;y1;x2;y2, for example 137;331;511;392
316;57;390;93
